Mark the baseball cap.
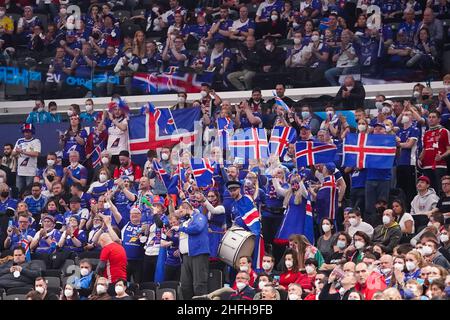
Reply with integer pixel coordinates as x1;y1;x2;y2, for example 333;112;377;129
119;150;130;158
418;175;431;184
374;122;386;129
226;181;241;190
300;124;311;130
42;215;55;223
382;100;394;106
325;162;336;172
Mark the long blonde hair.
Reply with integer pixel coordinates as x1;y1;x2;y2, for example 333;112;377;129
282;174;303;208
133;30;146;58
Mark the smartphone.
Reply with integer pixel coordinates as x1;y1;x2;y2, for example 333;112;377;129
273;275;280;285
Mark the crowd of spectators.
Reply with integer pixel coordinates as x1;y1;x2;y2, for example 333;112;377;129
0;0;449;99
0;69;449;300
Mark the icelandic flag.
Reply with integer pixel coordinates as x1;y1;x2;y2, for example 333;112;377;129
342;133;396;169
20;237;32;262
296;141;337;167
217;117;234;150
229;128;269;162
269;126;297;158
232;195;265;271
190;158;215;187
304;195;315;245
152;160;171;189
273;91;290;112
167;162;184;195
128;106;201;166
88;140;105;169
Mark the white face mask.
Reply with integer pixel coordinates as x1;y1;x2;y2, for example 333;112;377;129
375;101;383;109
64;289;73;298
198;46;207;54
406;261;416;271
37;107;44;113
326;110;334;117
47;159;55;167
305;265;315;274
413;90;420;98
161;153;169;161
236;282;246;291
336;240;347;249
289;293;299;300
322;224;331;233
35;286;45;294
258;281;267;290
240;265;249;272
285;260;293;269
382;215;391;225
271;15;278;21
0;11;5;17
85;104;93;112
381;268;391;275
103;202;111;210
177;96;186;104
99;174;108;183
339;287;346;296
97;285;106;294
401;116;410;124
440;234;449;243
262;262;272;271
421;245;433;256
80;268;90;277
293;38;301;45
13;270;21;278
67;110;74;117
358;124;367;132
115;285;125;295
394;263;404;271
200;90;208;98
349;218;358;226
346;86;353;92
293;22;299;28
311;35;320;42
101;157;109;165
152;7;159;14
265;44;272;51
354;240;365;250
386;126;392;133
382;106;391;114
126;52;133;59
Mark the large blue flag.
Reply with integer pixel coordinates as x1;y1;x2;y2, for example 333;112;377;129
342;133;396;169
152;160;171;190
190;158;215;187
269;126;297;158
128;106;200;165
295;141;337;167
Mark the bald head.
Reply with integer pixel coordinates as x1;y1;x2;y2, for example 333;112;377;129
99;233;113;248
343;261;356;274
423;8;434;24
340;275;357;290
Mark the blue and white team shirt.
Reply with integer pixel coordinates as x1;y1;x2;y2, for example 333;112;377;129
120;220;145;260
14;137;41;176
396;125;420;166
351;169;367;189
66;163;88;187
24;194;48;216
62;129;88;160
230;18;255;34
87;180;114;201
161;6;187;25
63;208;90;226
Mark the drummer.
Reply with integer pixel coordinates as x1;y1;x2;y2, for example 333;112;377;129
227;181;265;272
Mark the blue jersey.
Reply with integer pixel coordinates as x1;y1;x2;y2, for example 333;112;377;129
398;22;419;45
24;195;47;216
258;0;284;20
351;169;367;189
366;168;391;181
38;165;64;179
165;48;190;68
163;229;181;267
65;164;88;187
182;23;211;40
141;53;162;73
397;125;420;166
10;228;36;250
120;221;145;260
60;230;87;252
381;0;402;14
62;129;88;160
213;19;233;41
34;229;61;254
88;180;114;201
239;111;262;129
63;209;90;226
0;197;18;213
263;181;288;217
356;35;380;67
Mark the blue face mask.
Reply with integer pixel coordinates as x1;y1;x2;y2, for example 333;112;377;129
403;289;416;300
444;286;450;297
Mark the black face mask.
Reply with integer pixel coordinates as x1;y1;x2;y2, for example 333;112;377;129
422;95;430;100
377;206;386;214
184;213;191;220
1;191;9;198
47;175;55;182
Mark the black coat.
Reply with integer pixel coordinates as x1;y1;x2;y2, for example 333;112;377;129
0;260;41;290
334;81;366;109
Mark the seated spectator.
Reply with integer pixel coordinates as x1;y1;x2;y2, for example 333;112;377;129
95;45;120;96
372;209;402;253
161;36;189;69
418;8;444;45
324;30;359;86
140;41;162;74
295;258;318;293
61;283;79;301
260;284;280;300
207;5;233;44
112;278;133;300
354;262;387;300
227;36;260;91
167;12;186;44
34;276;58;300
4;212;36;251
406;27;438;70
387;30;414;68
114;46;140;95
233;256;257;289
334;75;366;110
57;215;87;253
161;291;176;300
113;150;142;183
257;10;287;40
16;6;41;45
278;249;300;290
204;40;232;85
423;239;450;269
30;215;62;255
348;208;374;238
285;31;308;69
392;198;415;236
380;0;403;21
287;282;303;300
88;276;111;300
69;259;95;300
228;271;255;300
229;6;255;43
259;36;285;74
0;247;40;290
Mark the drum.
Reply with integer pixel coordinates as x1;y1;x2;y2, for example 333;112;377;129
218;227;255;269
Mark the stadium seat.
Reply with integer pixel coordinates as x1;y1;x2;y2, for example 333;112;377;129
77;251;101;260
87;258;100;270
3;294;27;301
139;282;158;291
113;10;131;22
413;214;430;230
6;287;32;295
64;264;79;277
132;9;146;17
35;13;49;30
156;288;176;300
60;259;75;276
47;287;61;296
207;269;223;292
139;289;155;300
42;269;62;278
45;276;62;289
31;259;47;272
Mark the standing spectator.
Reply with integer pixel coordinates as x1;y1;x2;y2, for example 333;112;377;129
106;100;129;166
60;115;88;166
26;99;50;124
410;176;440;216
113;150;142;183
171;201;209;300
1;143;17;187
13;124;41;194
62;151;88;189
47;102;61;123
80;99;98;124
419;111;450;194
364;123;391;225
96;232;127;285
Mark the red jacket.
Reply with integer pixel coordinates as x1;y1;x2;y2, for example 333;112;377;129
295;273;316;291
279;270;301;289
354;271;387;300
